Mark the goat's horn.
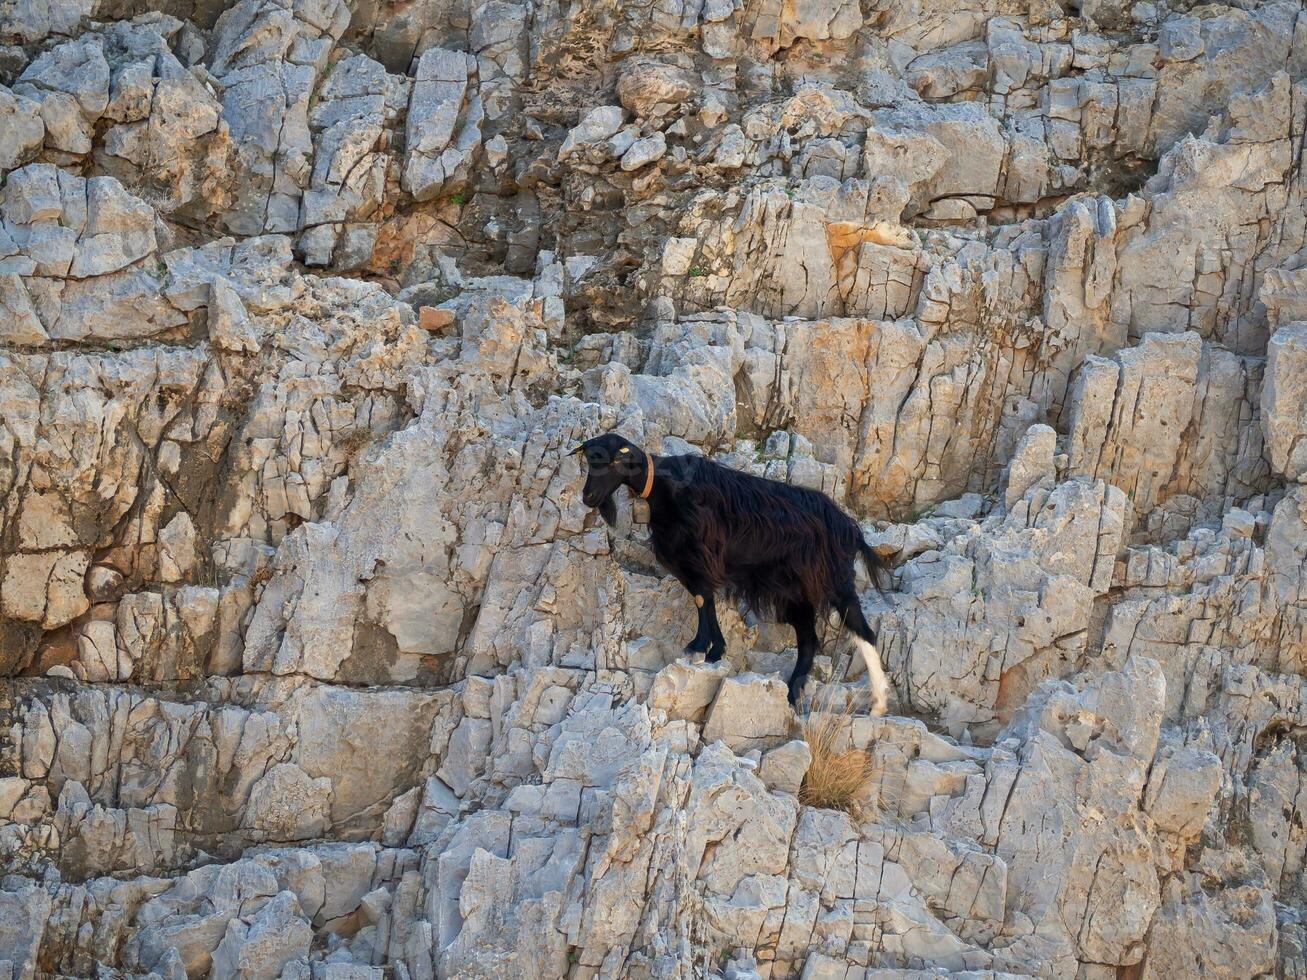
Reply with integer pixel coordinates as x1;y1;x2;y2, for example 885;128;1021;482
568;444;584;456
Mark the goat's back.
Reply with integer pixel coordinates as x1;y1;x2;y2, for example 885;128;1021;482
652;454;868;614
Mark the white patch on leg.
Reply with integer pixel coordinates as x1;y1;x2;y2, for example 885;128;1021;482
853;636;889;716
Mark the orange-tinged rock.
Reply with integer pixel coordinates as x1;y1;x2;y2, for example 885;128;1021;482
419;306;455;331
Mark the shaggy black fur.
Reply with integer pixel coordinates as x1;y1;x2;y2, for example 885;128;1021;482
574;433;890;708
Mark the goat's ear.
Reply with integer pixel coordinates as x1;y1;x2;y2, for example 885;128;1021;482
598;495;618;527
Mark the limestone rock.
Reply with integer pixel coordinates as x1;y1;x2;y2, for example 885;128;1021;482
559;106;625;163
1004;423;1056;510
91;16;232;220
617;62;699;118
759;739;812;795
1143;739;1222;841
243;763;333;841
0;164;184;342
702;673;794;752
298;53;402;267
688;742;799;895
620;131;667;171
208;277;261;352
0;88;44;174
1;0;1306;976
879;476;1129;731
211;890;312;980
1263;321;1307;482
650;657;732;721
207;0;351;236
0;880;49;980
404;48;481;202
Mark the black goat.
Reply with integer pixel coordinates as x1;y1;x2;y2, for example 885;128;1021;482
573;433;891;712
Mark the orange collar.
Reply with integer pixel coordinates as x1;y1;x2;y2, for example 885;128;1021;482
638;454;654;499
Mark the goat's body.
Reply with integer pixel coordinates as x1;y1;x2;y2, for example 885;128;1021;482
647;455;864;615
643;453;889;710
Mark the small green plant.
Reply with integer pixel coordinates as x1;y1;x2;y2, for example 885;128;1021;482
448;191;468;206
687;265;708;277
906;505;934;524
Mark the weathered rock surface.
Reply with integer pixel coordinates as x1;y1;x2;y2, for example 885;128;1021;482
1;0;1305;977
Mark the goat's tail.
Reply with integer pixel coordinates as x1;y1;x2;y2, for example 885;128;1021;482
857;537;889;594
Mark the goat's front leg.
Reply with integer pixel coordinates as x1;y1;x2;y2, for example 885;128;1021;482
683;586;726;663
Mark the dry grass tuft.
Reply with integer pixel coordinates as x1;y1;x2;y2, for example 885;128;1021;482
334;428;374;460
798;686;877;815
247;562;275;590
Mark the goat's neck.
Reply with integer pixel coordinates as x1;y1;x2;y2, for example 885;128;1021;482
633;454;669;514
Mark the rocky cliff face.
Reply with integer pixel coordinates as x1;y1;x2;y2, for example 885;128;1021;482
1;0;1305;977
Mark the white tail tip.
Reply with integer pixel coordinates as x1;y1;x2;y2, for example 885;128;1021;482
853;636;890;716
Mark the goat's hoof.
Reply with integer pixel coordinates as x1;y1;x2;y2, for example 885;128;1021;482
705;648;724;664
870;699;888;717
786;678;805;706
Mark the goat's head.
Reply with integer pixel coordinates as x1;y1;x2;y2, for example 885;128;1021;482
570;432;648;527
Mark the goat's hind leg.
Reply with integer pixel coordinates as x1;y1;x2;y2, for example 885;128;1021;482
783;601;818;707
837;592;890;716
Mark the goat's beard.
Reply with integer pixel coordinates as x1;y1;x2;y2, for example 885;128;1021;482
596;495;617;527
